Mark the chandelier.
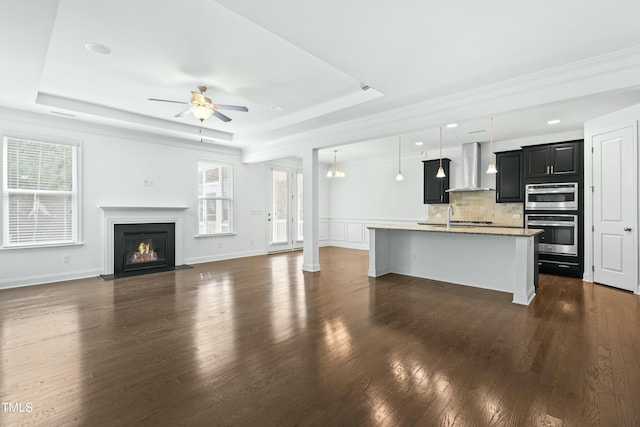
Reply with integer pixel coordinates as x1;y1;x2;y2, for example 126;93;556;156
326;150;346;178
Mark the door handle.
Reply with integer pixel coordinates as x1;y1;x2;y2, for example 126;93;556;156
550;165;554;174
624;227;632;231
546;166;550;174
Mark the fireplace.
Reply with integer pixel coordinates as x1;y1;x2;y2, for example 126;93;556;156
99;205;189;278
113;223;175;276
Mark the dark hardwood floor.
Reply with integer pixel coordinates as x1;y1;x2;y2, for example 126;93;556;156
1;247;639;426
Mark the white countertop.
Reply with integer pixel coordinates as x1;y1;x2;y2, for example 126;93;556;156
367;223;542;237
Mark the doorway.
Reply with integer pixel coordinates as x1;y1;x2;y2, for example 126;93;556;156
267;167;303;252
585;106;640;293
591;126;638;291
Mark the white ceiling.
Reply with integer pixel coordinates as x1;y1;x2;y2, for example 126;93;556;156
1;0;640;163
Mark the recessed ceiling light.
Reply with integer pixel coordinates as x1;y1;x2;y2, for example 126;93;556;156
85;43;112;55
271;105;284;111
415;141;424;146
547;119;561;125
446;123;458;128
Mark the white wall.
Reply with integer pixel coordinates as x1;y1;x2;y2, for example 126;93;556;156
325;153;427;249
0;108;332;288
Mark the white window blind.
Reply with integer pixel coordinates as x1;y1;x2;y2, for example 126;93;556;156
2;136;79;247
197;161;233;235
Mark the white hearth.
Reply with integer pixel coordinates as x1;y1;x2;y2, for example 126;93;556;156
99;206;189;275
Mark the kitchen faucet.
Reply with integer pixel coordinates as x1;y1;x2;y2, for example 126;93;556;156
447;205;454;227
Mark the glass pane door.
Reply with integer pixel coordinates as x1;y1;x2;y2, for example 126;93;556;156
271;170;289;244
297;172;303;241
267;167;303;252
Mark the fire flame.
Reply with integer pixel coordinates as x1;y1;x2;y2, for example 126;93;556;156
130;240;158;264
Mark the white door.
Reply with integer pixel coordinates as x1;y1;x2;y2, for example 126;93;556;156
592;126;638;291
267;167;303;252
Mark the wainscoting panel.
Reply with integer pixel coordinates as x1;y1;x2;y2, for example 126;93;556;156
319;220;329;241
347;223;364;243
324;218;422;250
329;221;346;241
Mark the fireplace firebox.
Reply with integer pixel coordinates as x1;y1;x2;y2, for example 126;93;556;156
113;223;175;276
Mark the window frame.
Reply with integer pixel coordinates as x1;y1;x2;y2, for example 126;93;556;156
196;159;235;237
1;134;83;249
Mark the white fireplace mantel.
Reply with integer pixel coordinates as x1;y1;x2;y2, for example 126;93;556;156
99;205;189;275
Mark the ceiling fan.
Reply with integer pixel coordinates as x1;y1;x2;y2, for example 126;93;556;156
148;86;248;123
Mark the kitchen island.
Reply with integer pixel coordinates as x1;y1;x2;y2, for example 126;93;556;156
367;224;542;305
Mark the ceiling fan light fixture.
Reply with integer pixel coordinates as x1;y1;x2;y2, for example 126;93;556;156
150;86;247;123
191;105;213;122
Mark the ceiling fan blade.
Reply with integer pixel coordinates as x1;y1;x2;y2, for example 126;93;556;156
213;110;232;122
175;108;192;118
214;104;248;112
148;98;188;105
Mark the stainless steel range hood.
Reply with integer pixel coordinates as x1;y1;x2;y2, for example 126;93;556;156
445;142;493;192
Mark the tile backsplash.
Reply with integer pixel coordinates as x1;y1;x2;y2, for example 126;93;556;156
427;191;523;227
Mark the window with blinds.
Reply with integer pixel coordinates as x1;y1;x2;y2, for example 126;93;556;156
197;161;233;235
2;136;79;247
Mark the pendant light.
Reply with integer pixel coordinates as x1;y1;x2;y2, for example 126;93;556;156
486;116;498;174
326;150;346;178
395;136;404;181
436;127;446;178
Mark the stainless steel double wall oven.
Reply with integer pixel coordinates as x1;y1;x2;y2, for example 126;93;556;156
522;140;583;277
525;182;582;274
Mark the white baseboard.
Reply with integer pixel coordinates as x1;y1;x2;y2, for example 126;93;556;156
0;269;102;290
184;249;267;265
302;263;321;272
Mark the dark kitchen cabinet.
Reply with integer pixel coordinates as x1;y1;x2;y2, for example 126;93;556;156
524;140;581;179
524;145;550;178
495;150;523;203
423;158;450;204
550;142;580;175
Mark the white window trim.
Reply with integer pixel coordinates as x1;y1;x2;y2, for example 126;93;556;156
1;134;83;249
196;158;235;237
